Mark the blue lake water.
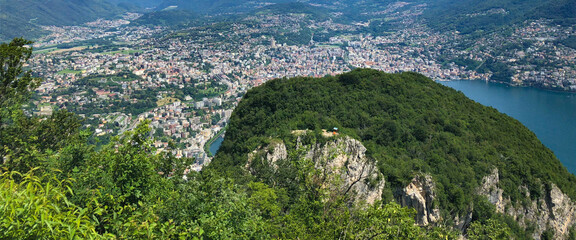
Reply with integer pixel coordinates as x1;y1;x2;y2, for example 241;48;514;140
209;136;224;156
440;80;576;175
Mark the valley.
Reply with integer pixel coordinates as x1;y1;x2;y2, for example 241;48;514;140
22;1;576;168
2;0;576;238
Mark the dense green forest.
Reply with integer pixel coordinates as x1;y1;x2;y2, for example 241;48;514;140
423;0;576;33
1;38;474;239
212;68;576;238
251;2;330;21
130;10;200;27
560;35;576;50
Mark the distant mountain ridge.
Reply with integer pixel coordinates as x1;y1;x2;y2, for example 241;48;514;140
154;0;294;13
423;0;576;32
132;1;330;28
251;2;329;18
130;10;199;27
154;0;576;32
4;0;572;42
0;0;129;41
107;0;163;8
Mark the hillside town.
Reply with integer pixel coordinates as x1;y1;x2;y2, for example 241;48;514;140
26;7;576;168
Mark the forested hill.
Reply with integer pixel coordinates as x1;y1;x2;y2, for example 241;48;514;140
211;68;576;238
154;0;293;13
0;0;129;41
423;0;576;33
107;0;162;8
154;0;576;32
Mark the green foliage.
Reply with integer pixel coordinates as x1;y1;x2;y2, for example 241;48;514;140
51;121;198;238
569;226;576;240
541;228;555;240
248;182;281;218
130;10;199;27
560;35;576;50
451;58;483;71
0;38;85;172
154;0;298;14
365;19;396;36
0;169;104;239
253;2;330;21
1;109;83;172
0;38;41;108
479;59;514;83
155;173;273;239
88;122;160;205
349;201;447;239
468;218;512;240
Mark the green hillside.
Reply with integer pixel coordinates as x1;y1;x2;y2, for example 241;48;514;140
155;0;276;13
424;0;576;33
0;0;127;41
130;10;199;26
149;0;576;33
107;0;162;8
154;0;340;14
252;2;329;19
211;68;576;235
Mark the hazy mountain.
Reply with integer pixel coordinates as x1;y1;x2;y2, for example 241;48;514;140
107;0;163;9
155;0;304;14
130;9;199;26
0;0;128;41
152;0;575;32
251;2;330;20
423;0;576;33
133;1;328;29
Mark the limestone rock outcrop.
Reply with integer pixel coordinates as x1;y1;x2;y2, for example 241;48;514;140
401;175;442;226
246;135;576;239
305;136;385;204
479;168;576;239
247;135;385;204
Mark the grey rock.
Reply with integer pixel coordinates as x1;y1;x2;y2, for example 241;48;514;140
401;174;442;226
478;168;576;239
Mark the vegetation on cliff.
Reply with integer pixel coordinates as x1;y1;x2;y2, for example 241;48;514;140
211;68;576;237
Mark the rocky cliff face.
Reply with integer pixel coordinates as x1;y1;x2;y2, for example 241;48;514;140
246;135;385;205
246;135;576;239
245;134;442;224
305;136;385;204
479;168;576;239
401;175;442;226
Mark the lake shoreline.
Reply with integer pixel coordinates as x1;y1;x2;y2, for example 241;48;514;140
440;80;576;175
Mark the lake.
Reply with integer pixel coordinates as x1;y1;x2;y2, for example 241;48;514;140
209;136;224;156
440;80;576;175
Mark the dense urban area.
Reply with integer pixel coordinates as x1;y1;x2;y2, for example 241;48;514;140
26;5;576;169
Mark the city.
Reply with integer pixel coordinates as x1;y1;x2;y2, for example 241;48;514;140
26;6;576;169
